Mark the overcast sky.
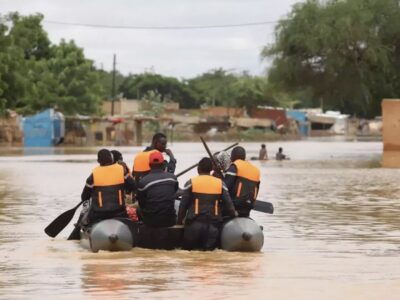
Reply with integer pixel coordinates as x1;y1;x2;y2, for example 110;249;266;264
1;0;301;78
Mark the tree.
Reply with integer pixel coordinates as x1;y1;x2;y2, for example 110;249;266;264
263;0;400;117
97;69;125;100
0;13;103;115
187;68;237;107
231;75;276;110
119;73;197;108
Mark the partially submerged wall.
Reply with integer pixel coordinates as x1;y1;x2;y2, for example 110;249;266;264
382;99;400;168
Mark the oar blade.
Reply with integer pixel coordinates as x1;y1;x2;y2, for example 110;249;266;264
44;207;77;237
254;200;274;214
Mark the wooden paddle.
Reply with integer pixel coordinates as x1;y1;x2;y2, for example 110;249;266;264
175;142;238;177
44;200;84;238
199;136;274;214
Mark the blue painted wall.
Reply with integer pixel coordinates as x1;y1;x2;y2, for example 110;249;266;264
23;109;65;147
287;110;309;136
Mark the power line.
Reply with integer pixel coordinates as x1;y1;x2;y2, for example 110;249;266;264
43;19;279;30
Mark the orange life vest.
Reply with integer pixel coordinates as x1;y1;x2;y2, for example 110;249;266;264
186;175;223;222
132;149;160;181
91;164;125;212
232;159;260;202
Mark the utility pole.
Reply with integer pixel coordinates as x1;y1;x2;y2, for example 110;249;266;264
111;54;116;116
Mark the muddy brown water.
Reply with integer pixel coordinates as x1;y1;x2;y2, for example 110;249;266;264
0;141;399;299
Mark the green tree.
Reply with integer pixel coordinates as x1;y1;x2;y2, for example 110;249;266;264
97;69;125;100
119;73;197;108
231;75;276;110
0;13;103;115
187;68;237;107
263;0;400;117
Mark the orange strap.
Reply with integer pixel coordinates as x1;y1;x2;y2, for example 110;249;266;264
236;182;243;197
195;198;199;215
98;191;103;208
118;190;122;205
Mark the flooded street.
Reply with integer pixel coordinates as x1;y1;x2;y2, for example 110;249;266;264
0;141;399;299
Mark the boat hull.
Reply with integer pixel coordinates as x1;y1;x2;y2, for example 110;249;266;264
80;217;264;252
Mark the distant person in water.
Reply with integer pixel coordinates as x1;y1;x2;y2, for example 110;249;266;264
259;144;268;160
275;147;288;161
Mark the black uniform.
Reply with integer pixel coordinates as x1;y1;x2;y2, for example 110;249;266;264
178;175;236;251
224;160;260;217
81;164;136;224
136;169;178;227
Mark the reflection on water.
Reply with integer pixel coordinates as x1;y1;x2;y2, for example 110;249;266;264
0;141;400;299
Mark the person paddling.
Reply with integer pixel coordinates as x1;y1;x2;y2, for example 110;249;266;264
81;149;136;225
132;133;176;183
224;146;261;217
177;157;237;251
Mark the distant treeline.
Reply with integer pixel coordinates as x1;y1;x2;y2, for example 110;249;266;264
3;2;399;118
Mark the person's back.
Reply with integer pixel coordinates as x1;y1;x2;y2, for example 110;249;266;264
81;149;136;225
136;151;178;227
224;146;261;217
178;157;236;251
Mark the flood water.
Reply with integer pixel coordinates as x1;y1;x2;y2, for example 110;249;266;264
0;141;399;299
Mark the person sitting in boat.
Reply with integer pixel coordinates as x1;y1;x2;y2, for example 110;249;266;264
132;133;176;183
259;144;268;160
275;147;288;161
136;151;178;228
177;157;237;251
224;146;261;218
111;150;130;174
111;149;135;203
81;149;136;225
212;151;231;179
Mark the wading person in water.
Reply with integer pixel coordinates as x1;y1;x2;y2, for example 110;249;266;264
178;157;237;251
275;147;287;161
259;144;268;160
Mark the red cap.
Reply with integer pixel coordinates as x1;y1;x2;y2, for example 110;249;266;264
149;151;164;164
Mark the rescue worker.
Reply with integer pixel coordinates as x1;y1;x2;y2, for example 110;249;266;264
177;157;237;251
224;146;261;217
132;133;176;183
81;149;136;224
136;151;178;227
